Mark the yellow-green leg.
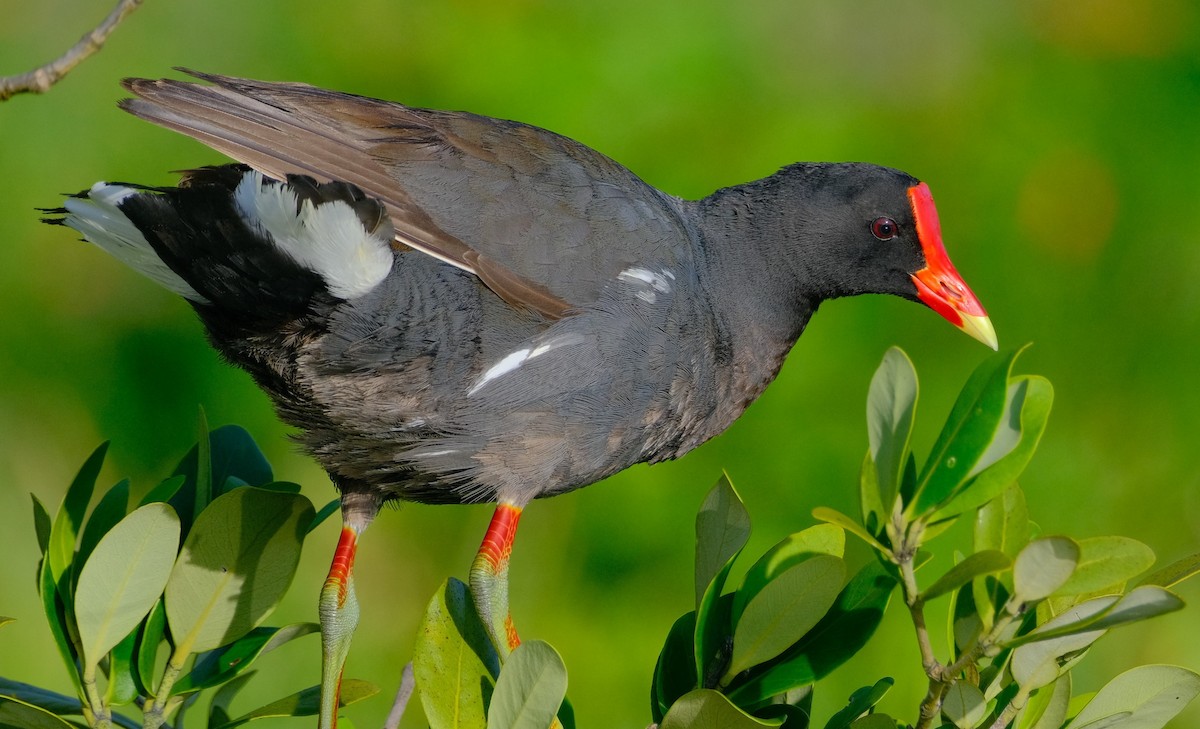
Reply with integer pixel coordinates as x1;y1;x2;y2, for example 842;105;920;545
469;501;524;658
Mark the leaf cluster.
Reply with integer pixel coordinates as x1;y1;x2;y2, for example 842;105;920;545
0;419;368;729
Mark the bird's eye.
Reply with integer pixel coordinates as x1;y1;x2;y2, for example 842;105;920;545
870;217;899;240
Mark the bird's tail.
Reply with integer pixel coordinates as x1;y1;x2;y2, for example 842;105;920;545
46;165;396;330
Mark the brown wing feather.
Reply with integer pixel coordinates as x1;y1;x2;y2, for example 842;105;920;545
120;71;572;318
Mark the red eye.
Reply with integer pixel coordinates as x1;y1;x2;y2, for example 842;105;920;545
871;217;898;240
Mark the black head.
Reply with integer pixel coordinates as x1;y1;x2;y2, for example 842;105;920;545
763;162;996;348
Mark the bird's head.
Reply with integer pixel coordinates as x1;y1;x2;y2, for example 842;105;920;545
781;163;996;350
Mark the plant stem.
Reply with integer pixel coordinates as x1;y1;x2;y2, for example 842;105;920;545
142;651;187;729
81;664;111;728
896;520;951;729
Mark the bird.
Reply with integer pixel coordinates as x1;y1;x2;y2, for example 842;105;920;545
48;70;995;728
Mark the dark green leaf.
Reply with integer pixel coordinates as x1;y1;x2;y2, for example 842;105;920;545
165;488;314;654
652;612;698;723
867;347;918;515
486;641;568;729
105;627;139;707
169;424;275;534
909;348;1023;517
847;716;896;729
660;689;781;729
923;551;1011;602
1013;537;1079;604
208;671;257;729
733;525;845;626
860;452;885;540
48;442;109;591
1138;551;1200;589
76;480;130;569
0;695;76;728
174;623;319;694
933;376;1053;520
139;475;186;507
825;678;894;729
1055;537;1155;597
811;508;887;554
726;556;845;680
134;599;166;698
726;561;896;705
413;578;499;729
74;503;180;668
0;678;86;720
309;498;341;534
754;702;810;729
213;679;377;728
30;495;52;557
38;561;82;693
1067;665;1200;729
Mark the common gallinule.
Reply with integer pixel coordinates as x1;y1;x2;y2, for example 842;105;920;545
50;71;995;728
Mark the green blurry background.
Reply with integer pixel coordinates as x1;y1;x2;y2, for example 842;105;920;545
2;1;1198;726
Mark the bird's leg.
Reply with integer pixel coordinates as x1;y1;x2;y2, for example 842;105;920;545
469;500;524;658
319;492;377;729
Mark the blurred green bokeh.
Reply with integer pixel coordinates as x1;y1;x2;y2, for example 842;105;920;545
2;1;1198;727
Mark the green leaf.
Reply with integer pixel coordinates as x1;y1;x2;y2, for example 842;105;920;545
105;627;139;706
1017;674;1071;729
169;424;275;534
134;599;166;697
942;681;986;729
695;475;750;682
933;376;1053;520
974;484;1031;561
733;525;845;626
695;474;751;609
811;508;887;554
847;716;896;729
1011;598;1113;689
309;498;341;534
725;555;845;681
860;451;885;540
48;442;109;588
139;475;187;507
165;488;314;654
414;578;500;729
0;678;86;721
0;695;76;729
486;641;568;729
652;612;698;723
726;561;896;705
1010;586;1183;647
174;623;320;694
0;617;12;630
1066;665;1200;729
1138;551;1200;589
867;347;918;514
38;558;82;693
661;689;781;729
1054;537;1155;597
30;495;52;557
923;551;1011;602
1013;537;1079;604
826;677;894;729
208;670;257;728
213;680;377;728
74;502;181;668
77;479;130;569
909;348;1023;517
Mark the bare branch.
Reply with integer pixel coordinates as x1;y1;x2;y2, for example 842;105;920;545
0;0;144;102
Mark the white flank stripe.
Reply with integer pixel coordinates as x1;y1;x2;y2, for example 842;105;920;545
618;266;673;304
234;171;394;299
64;183;208;302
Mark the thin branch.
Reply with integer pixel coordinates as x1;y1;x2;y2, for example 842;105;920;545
0;0;144;102
383;663;416;729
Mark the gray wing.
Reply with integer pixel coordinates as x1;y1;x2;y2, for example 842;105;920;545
120;70;694;316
